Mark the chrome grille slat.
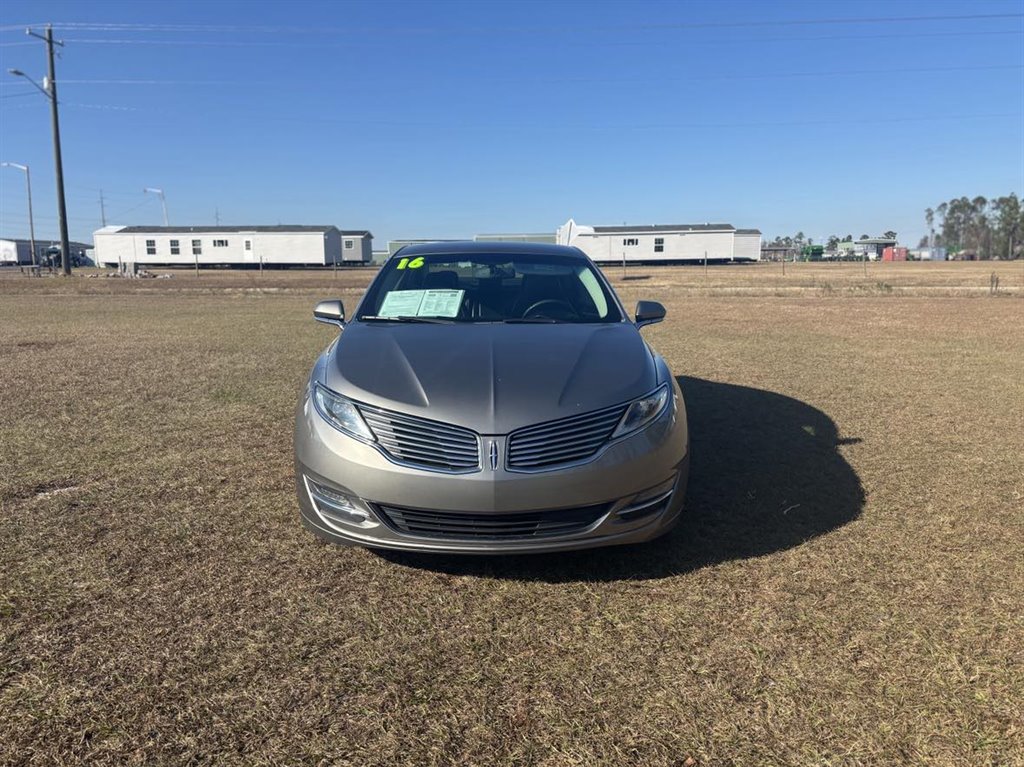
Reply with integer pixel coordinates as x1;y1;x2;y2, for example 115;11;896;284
360;406;475;431
370;440;478;461
361;416;477;445
507;404;628;470
507;407;624;439
356;404;480;472
383;445;474;462
374;435;476;455
510;434;610;457
369;429;477;451
510;452;602;467
363;416;478;442
512;455;596;468
361;411;473;433
377;503;608;540
383;450;475;467
510;418;624;449
381;449;472;466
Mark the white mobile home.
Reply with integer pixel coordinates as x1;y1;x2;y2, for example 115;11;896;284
93;225;373;267
557;219;761;263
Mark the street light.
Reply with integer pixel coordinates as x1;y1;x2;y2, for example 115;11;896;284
7;68;48;97
7;24;72;275
144;187;169;226
1;162;37;266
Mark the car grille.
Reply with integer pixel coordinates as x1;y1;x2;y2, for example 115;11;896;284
376;503;609;540
506;403;628;470
357;404;480;472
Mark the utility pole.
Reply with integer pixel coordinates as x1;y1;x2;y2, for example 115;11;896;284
99;189;106;226
215;206;220;226
15;25;71;274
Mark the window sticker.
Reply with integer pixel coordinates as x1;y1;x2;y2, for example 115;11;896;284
378;290;424;317
377;289;464;318
418;289;463;317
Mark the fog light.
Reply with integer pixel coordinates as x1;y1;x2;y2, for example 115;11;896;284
306;478;372;527
616;489;673;522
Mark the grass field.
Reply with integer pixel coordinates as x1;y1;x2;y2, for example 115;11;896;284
1;262;1022;765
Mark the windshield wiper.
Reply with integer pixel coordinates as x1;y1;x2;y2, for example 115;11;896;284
502;317;564;324
360;315;455;324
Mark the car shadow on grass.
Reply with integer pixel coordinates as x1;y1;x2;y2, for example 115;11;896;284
375;376;864;582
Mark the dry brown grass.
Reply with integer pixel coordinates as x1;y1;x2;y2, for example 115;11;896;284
2;259;1022;298
1;263;1022;765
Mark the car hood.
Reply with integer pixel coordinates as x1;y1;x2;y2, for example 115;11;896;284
324;322;658;434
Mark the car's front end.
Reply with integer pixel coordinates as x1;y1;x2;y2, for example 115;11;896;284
295;372;688;554
293;242;689;554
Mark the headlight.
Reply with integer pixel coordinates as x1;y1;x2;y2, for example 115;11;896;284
312;383;375;442
612;384;669;438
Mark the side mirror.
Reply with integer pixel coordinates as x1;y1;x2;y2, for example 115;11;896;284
635;300;666;329
313;299;345;328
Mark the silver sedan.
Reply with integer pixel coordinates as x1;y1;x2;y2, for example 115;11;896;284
294;242;689;553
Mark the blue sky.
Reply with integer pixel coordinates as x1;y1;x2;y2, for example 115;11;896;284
1;0;1022;247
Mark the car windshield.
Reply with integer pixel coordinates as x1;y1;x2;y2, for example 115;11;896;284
357;252;623;323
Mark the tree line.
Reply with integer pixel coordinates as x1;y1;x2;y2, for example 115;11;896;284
766;231;898;250
923;193;1022;259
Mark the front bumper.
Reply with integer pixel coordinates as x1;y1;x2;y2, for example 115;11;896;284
293;388;689;554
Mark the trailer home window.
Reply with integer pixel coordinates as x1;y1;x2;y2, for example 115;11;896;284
192;239;202;255
654;237;664;253
213;239;229;248
144;239;156;256
170;239;180;255
244;240;251;251
344;239;354;249
622;238;639;246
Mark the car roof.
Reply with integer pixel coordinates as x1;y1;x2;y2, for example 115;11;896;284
393;240;586;259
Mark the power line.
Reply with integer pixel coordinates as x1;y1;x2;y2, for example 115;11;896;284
57;78;266;85
0;212;103;223
1;12;1020;36
2;63;1017;98
50;38;306;47
48;102;1022;131
64;184;139;199
34;27;1024;49
591;28;1024;47
106;196;156;220
63;102;145;112
25;63;1018;106
484;63;1024;85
